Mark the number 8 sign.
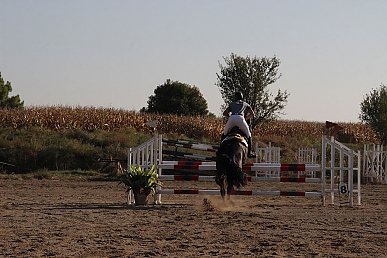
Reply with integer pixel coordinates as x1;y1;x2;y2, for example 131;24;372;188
339;185;348;194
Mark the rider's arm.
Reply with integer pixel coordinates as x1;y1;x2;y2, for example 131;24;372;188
223;107;231;117
245;107;254;121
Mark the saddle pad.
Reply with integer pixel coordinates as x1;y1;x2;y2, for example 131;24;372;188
222;134;248;147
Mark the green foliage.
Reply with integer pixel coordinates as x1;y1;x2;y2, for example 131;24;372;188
143;79;209;116
359;84;387;144
0;72;24;108
0;127;153;173
118;165;162;195
216;53;289;128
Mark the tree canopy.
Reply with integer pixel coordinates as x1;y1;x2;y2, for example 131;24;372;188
0;72;24;108
142;79;210;116
359;84;387;144
216;53;289;129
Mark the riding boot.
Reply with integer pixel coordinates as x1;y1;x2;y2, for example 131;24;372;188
247;137;256;158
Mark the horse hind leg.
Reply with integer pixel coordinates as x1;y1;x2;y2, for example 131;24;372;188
226;185;235;206
216;174;227;201
220;183;226;201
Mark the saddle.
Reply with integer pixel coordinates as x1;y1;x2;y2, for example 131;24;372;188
221;126;254;158
222;133;248;147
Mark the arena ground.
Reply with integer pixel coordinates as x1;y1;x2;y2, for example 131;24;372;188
1;179;386;257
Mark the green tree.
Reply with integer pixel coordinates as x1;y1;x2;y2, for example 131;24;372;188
0;72;24;108
216;53;289;129
142;79;210;116
359;84;387;144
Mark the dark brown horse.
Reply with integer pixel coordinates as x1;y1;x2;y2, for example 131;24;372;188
215;127;248;203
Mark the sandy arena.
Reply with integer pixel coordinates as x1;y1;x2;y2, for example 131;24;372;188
1;179;386;257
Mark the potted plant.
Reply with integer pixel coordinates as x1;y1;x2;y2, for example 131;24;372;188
119;165;162;205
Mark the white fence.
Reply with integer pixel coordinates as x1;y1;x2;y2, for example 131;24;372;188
298;148;318;178
254;142;280;177
363;144;387;184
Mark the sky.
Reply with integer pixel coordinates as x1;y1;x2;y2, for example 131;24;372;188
1;0;386;123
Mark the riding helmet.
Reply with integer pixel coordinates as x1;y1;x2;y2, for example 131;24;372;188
234;92;243;101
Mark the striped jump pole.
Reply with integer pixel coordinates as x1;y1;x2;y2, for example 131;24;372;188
157;189;321;197
162;139;218;152
158;161;321;172
162;149;216;161
159;174;321;183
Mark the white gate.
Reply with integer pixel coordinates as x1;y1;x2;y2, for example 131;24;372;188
298;148;318;178
254;142;281;177
363;144;387;184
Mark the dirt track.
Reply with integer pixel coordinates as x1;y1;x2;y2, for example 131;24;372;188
1;179;386;258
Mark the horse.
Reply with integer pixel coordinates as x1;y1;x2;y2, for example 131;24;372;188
215;126;248;203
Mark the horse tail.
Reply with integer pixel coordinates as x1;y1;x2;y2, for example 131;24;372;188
223;155;247;189
233;167;248;188
216;140;248;192
215;153;231;186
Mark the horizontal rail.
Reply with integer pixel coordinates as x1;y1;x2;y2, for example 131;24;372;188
162;150;216;161
158;162;321;171
159;175;321;183
157;189;322;197
162;139;218;152
325;166;354;170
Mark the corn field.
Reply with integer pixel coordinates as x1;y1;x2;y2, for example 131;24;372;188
0;105;378;144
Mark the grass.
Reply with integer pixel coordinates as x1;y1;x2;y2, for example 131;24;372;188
0;126;154;175
0;169;107;180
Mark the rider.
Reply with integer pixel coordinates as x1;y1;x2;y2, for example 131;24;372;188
222;92;256;158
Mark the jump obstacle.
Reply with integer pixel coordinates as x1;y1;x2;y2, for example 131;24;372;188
127;134;361;207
